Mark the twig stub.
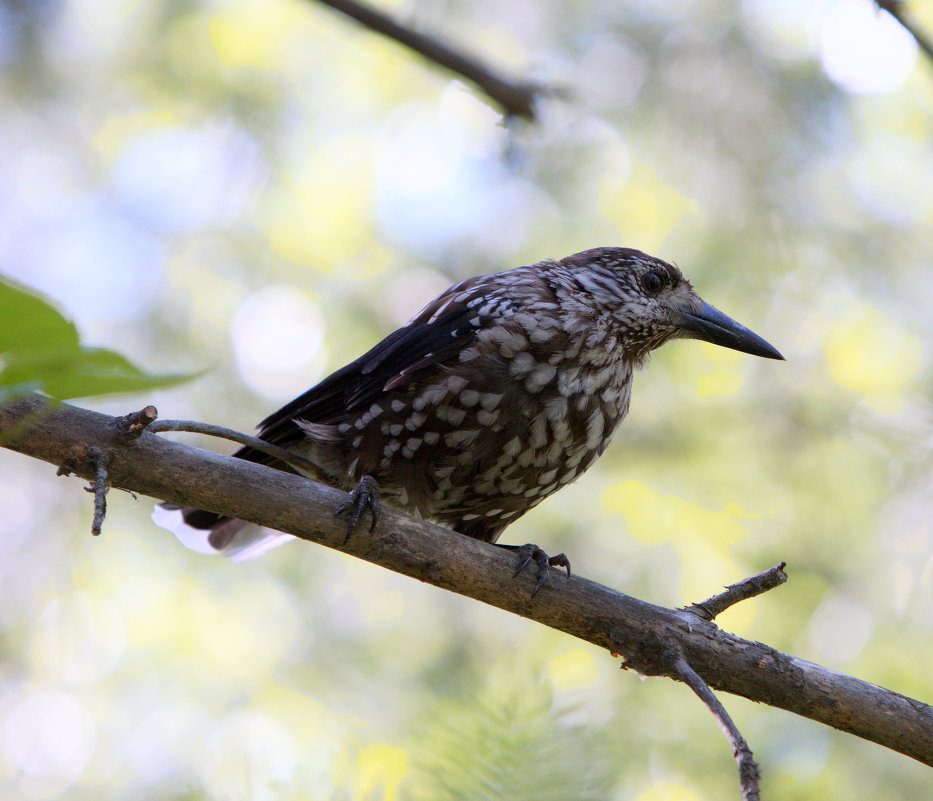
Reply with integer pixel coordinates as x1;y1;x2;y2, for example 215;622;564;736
117;405;158;436
684;562;788;622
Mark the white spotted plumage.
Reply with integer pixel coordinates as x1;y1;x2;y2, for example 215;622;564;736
159;246;781;557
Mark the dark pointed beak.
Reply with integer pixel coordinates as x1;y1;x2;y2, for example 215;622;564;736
678;301;784;360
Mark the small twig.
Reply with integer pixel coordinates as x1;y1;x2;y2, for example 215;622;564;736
147;419;322;478
670;654;761;801
877;1;933;66
311;0;549;120
117;405;158;435
84;447;110;536
58;446;111;535
685;562;787;621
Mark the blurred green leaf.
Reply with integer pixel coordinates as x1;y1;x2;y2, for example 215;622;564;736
0;274;81;354
401;678;613;801
0;277;196;400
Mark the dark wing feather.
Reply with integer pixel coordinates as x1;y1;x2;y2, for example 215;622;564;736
238;276;506;459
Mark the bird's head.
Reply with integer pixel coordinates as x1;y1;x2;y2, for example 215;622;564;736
557;247;783;365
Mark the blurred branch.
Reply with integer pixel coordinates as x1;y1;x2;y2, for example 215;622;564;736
310;0;549;120
877;1;933;65
3;394;933;775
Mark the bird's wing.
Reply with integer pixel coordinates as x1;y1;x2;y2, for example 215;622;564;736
247;274;516;454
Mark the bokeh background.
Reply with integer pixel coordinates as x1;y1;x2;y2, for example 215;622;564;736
1;0;932;798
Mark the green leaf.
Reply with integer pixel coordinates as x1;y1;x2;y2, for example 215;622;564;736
0;275;81;355
0;277;198;400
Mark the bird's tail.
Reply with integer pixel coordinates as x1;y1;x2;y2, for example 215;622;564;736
152;438;300;561
152;503;294;562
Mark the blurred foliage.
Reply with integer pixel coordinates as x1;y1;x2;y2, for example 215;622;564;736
1;0;932;799
0;277;195;401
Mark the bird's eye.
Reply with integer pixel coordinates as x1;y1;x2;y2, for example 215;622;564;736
641;270;665;294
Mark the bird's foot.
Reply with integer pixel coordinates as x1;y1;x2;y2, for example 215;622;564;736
499;543;571;596
335;474;381;545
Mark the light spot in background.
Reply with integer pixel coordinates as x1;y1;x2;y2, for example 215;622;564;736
32;592;126;685
202;712;298;801
577;37;647;110
807;594;874;664
111;123;263;232
695;342;745;397
602;481;755;547
874;480;933;619
741;0;823;60
374;105;541;255
360;590;406;623
820;0;917;94
209;0;313;71
383;267;453;327
92;111;180;162
437;82;507;158
231;284;327;399
598;160;695;254
3;690;96;798
549;648;598;692
262;138;374;268
635;781;702;801
196;582;299;684
121;575;298;688
0;483;32;556
0;3;20;66
847;136;933;223
46;0;149;63
253;687;344;785
124;698;212;788
374;106;485;250
351;743;409;801
769;718;831;778
602;481;761;627
696;370;744;397
823;302;922;413
379;114;458;195
0;196;163;331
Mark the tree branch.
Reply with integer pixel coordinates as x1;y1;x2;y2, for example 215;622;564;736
2;393;933;771
147;418;323;477
877;1;933;67
310;0;549;120
670;654;760;801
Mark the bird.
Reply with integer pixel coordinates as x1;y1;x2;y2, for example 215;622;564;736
154;247;782;593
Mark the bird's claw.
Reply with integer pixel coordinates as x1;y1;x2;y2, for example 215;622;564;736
335;475;381;545
511;543;571;596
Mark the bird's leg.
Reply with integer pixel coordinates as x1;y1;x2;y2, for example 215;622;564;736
498;543;571;596
335;474;381;545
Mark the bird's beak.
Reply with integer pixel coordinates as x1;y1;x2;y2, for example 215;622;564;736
678;301;784;360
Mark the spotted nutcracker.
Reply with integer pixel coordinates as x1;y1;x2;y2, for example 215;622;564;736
154;247;782;593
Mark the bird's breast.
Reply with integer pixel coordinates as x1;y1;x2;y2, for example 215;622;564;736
310;313;638;537
401;342;636;525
